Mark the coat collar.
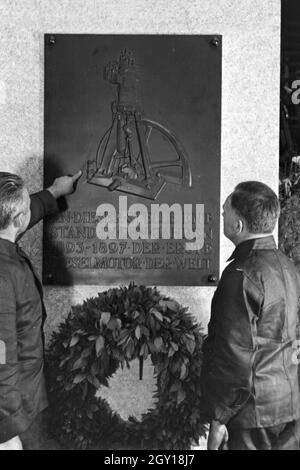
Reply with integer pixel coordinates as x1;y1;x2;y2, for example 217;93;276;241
0;236;18;257
227;235;277;262
0;236;28;260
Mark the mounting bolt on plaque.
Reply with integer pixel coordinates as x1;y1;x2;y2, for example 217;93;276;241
49;35;56;45
210;37;220;47
208;274;218;283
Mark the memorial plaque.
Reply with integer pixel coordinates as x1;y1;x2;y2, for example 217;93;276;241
43;34;221;286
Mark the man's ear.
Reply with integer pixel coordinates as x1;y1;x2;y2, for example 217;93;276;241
237;219;244;233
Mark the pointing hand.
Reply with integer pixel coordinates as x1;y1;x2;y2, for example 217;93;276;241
47;170;82;199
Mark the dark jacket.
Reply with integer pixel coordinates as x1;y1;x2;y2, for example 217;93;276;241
201;236;300;428
0;190;58;442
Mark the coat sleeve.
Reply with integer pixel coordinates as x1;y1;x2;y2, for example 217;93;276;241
201;268;259;425
26;190;59;231
0;275;28;442
15;190;59;243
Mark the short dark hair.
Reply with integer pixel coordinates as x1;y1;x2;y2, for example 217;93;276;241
230;181;280;234
0;172;25;230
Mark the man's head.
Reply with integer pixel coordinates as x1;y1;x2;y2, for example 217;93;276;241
0;172;31;239
223;181;280;245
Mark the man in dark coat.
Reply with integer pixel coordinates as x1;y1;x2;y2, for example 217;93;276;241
0;170;81;450
201;181;300;450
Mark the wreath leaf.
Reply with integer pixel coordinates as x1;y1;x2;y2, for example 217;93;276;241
95;335;105;356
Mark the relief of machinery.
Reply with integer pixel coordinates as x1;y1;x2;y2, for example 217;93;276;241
86;49;192;200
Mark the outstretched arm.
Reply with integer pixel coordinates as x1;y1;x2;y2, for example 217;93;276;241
24;171;82;233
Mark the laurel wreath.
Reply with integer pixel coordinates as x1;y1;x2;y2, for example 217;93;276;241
46;284;206;449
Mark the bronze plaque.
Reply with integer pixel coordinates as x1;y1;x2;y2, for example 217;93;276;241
43;34;221;286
